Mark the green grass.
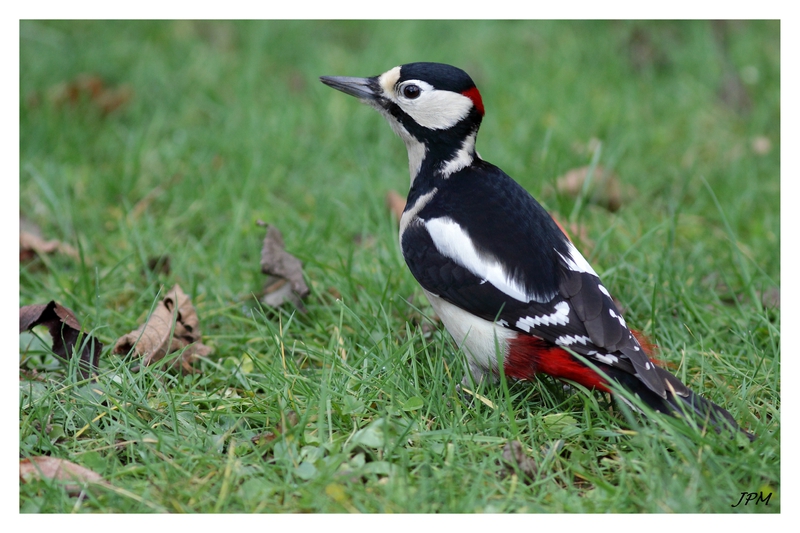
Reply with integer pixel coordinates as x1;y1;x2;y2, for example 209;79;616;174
19;20;779;513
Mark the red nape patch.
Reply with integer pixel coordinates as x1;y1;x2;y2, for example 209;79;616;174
462;87;484;116
505;336;610;392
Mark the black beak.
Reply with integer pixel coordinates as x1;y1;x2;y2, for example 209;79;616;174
320;75;379;102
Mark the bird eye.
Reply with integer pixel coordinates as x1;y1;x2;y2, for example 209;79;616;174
402;84;421;99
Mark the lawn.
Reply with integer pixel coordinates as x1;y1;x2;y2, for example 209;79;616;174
19;20;779;513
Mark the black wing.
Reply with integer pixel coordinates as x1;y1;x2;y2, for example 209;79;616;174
402;163;668;398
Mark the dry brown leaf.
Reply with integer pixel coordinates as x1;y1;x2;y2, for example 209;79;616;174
113;284;211;373
20;457;106;496
45;73;133;115
258;224;309;311
20;301;102;379
20;218;79;262
385;190;406;221
47;74;102;106
146;255;171;276
499;440;539;483
94;84;133;115
556;165;630;212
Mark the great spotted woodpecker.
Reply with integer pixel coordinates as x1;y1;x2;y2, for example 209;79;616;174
321;62;749;439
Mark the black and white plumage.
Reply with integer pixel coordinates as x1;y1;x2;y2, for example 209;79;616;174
321;62;750;439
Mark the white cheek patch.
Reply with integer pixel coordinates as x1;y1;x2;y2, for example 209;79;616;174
424;217;533;302
402;88;474;130
515;301;571;333
558;241;599;276
378;68;475;130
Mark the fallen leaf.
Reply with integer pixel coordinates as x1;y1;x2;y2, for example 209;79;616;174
47;74;102;105
499;440;539;483
258;223;309;311
251;431;278;447
385;190;406;221
20;457;106;496
20;218;79;262
113;284;212;373
145;255;171;276
20;301;102;379
556;165;629;212
94;84;133;115
45;73;133;116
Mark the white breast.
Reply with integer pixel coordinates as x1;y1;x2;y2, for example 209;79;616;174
423;290;514;386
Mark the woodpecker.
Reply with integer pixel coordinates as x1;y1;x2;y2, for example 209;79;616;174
321;62;750;439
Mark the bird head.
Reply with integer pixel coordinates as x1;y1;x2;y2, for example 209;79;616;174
321;62;485;180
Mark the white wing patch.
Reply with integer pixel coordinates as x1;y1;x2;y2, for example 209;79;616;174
558;241;598;276
609;308;627;328
593;353;619;365
515;301;571;333
555;334;591;346
424;217;537;302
